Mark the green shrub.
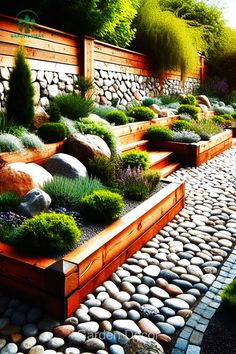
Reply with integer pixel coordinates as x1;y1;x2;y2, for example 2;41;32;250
92;106;117;118
144;126;173;142
6;46;34;127
191;119;222;140
48;101;61;122
142;169;161;191
37;122;67;143
79;117;109;127
180;94;197;106
0;192;21;212
178;104;201;119
105;110;128;125
223;113;234;121
231;112;236;118
0;223;14;243
127;106;155;121
142;98;158;107
211;115;226;125
213;105;234;115
221;278;236;309
52;94;94;120
74;75;94;97
75;119;118;155
79;190;125;222
0;134;24;152
15;212;80;255
43;176;104;210
172;120;193;131
6;125;28;138
121;151;150;170
0;111;6;132
161;95;179;105
21;133;45;149
87;156;117;187
171;130;201;143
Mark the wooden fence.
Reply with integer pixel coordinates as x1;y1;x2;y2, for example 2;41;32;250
0;13;204;81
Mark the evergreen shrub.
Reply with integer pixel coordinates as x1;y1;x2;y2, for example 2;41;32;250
21;133;45;149
37;123;67;143
178;104;200;119
87;156;117;187
180;94;197;106
121;151;150;170
0;192;21;212
172;120;193;131
52;94;94;120
144;126;173;142
105;110;128;125
0;134;23;152
48;101;61;122
127;106;155;121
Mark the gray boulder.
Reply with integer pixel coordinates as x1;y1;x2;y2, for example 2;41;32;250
44;153;88;179
125;335;165;354
65;132;111;166
17;188;51;217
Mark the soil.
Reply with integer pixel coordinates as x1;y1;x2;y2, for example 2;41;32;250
200;303;236;354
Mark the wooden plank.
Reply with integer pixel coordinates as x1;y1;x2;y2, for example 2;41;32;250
0;29;78;55
0;55;79;73
94;60;152;76
198;130;232;153
0;42;78;65
94;51;151;71
0;141;65;165
83;36;94;80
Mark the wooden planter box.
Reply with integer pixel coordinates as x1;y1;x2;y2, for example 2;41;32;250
229;127;236;137
0;141;65;166
151;130;232;167
0;180;185;319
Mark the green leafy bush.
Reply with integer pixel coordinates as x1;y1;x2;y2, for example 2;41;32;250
0;134;24;152
231;112;236;118
0;223;14;243
180;94;197;106
223;114;234;121
0;192;21;212
5;125;28;138
43;176;104;210
52;94;94;120
161;95;179;105
48;101;61;122
221;278;236;309
171;130;201;143
79;190;125;222
142;169;161;191
191;119;222;140
144;126;173;142
142;98;158;107
37;123;67;143
127;106;155;121
6;46;34;127
105;110;128;125
121;151;150;170
178;104;201;119
211;115;227;126
21;133;45;149
172;120;193;131
75;119;118;155
92;106;117;118
87;156;117;187
15;212;80;255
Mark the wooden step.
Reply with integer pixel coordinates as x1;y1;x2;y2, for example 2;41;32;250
160;162;181;178
121;140;149;152
148;151;174;170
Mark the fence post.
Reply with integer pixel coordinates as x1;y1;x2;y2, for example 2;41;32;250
200;54;206;86
80;35;94;80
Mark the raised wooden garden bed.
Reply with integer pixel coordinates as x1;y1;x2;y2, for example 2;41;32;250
0;179;185;319
0;141;65;166
150;130;232;167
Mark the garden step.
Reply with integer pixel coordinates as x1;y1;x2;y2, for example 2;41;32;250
160;162;181;178
121;140;149;152
148;151;174;170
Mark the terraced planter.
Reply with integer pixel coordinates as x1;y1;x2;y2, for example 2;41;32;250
0;179;185;319
0;141;65;166
150;130;232;167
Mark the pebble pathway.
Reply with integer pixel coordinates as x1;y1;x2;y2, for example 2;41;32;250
0;147;236;354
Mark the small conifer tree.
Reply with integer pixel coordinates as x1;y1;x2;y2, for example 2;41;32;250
6;46;35;127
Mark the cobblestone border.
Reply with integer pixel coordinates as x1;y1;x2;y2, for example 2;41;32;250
171;247;236;354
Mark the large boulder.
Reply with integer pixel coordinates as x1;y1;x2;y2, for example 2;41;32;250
65;133;111;166
197;103;209;113
33;106;49;129
125;335;165;354
17;188;51;217
44;153;88;179
0;162;52;197
197;95;211;109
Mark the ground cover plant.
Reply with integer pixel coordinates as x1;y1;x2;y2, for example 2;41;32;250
221;278;236;310
121;151;150;170
127;106;155;121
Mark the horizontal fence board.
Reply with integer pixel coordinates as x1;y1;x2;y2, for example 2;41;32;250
0;54;79;74
94;60;152;76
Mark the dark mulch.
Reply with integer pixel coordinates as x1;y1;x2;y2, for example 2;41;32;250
201;303;236;354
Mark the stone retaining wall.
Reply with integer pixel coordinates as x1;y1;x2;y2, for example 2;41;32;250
0;66;200;109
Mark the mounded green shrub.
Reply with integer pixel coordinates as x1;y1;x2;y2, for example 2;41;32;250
15;212;80;255
191;119;222;140
211;115;227;125
178;104;201;119
105;110;128;125
48;101;61;122
75;75;94;98
21;133;45;149
79;190;125;222
43;176;104;210
160;95;179;105
6;125;28;138
6;46;35;127
92;106;116;118
52;94;94;120
127;106;155;121
222;113;234;121
142;169;161;191
142;98;158;107
180;94;197;106
171;130;201;143
172;120;193;131
0;192;21;212
221;278;236;310
87;156;117;187
121;151;150;170
37;122;67;143
0;134;24;152
144;126;173;142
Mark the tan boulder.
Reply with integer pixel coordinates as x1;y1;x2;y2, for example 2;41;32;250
0;162;52;197
65;132;111;166
33;106;49;129
197;95;211;108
